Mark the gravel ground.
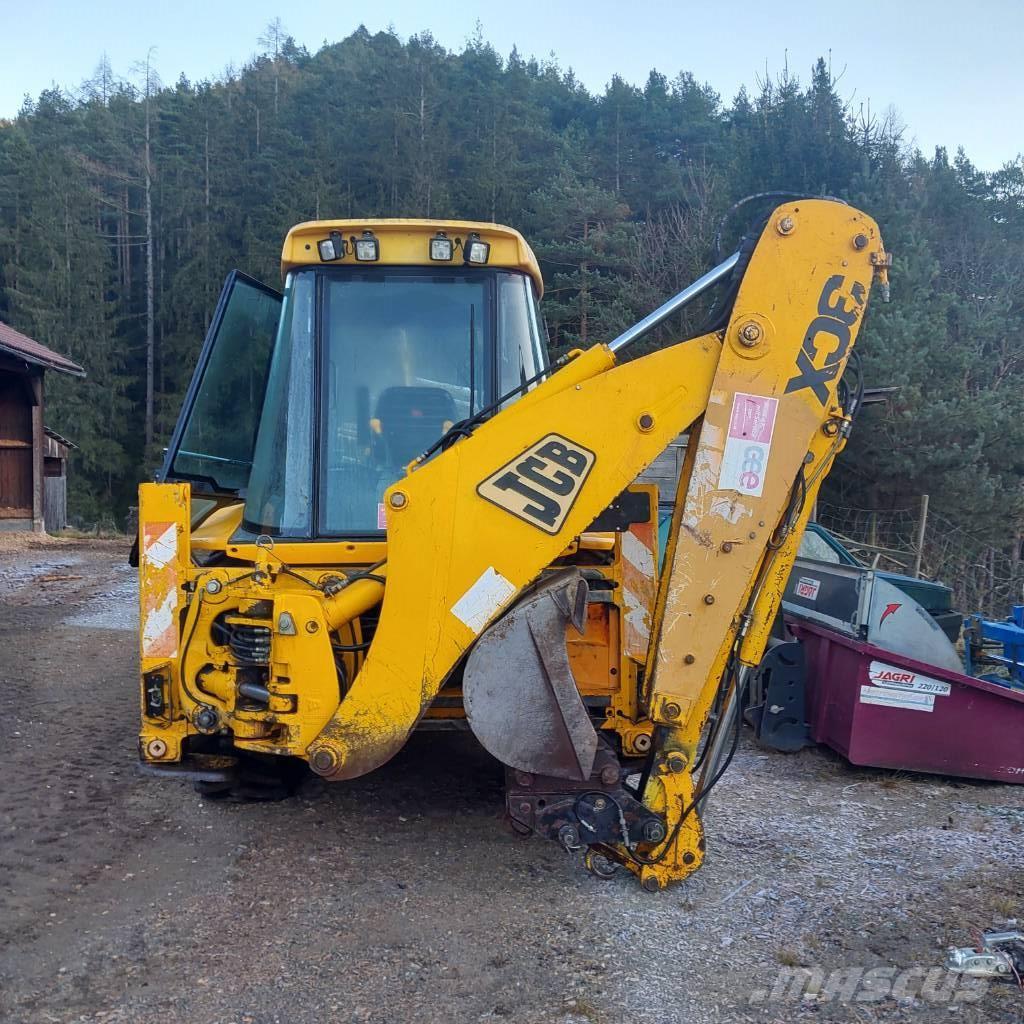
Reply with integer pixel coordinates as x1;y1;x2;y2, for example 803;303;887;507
0;538;1022;1024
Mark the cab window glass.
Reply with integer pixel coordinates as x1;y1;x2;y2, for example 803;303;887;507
497;273;544;403
318;272;490;535
799;529;843;564
243;274;316;535
168;273;281;492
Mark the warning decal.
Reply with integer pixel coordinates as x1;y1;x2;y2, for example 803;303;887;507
868;661;951;696
141;520;180;659
859;684;935;713
718;392;779;497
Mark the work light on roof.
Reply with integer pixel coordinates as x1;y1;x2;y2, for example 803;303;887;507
353;230;380;262
464;232;490;265
317;231;345;262
429;232;454;262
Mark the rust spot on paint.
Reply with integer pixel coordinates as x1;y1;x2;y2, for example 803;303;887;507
682;523;714;549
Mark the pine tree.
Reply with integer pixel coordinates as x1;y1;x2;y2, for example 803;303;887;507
0;28;1020;552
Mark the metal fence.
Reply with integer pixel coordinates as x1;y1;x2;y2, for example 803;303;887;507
816;498;1023;618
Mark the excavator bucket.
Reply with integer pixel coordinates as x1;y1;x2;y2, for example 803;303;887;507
463;571;597;781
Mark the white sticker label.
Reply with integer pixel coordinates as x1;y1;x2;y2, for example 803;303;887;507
859;684;935;712
796;576;821;601
717;392;779;497
868;661;951;695
450;567;517;636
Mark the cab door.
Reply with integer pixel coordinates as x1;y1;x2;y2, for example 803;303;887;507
160;271;282;497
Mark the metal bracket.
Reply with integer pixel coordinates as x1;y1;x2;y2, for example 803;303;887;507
137;754;237;783
947;931;1024;981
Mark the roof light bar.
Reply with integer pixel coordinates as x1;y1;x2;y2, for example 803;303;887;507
353;230;380;262
464;232;490;266
317;231;345;262
430;232;454;262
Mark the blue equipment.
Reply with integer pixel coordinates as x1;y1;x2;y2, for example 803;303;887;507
964;605;1024;689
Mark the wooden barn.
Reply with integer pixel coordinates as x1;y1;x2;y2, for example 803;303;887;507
0;321;84;533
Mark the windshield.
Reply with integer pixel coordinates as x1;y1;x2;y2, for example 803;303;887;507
243;266;546;537
320;271;491;534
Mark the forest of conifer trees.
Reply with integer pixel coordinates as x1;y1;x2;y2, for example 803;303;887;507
1;24;1022;553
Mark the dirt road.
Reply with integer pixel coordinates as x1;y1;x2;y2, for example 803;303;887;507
1;539;1021;1023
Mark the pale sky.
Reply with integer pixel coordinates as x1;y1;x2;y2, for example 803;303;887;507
2;0;1021;171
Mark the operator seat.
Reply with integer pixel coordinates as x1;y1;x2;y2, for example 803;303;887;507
373;386;457;469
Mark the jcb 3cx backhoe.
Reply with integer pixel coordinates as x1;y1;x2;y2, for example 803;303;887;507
137;200;889;891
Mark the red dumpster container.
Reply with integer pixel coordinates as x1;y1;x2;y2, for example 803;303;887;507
787;618;1024;784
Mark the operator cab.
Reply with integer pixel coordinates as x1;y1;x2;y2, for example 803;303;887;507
160;221;548;540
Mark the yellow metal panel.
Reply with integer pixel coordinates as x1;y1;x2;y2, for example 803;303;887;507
620;487;658;661
138;482;190;762
308;336;723;779
567;603;619;695
280;218;544;295
644;200;883;757
239;591;342;755
189;501;243;548
138;483;189;667
187;495;388;566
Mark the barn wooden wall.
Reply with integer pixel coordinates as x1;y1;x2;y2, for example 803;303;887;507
0;362;45;530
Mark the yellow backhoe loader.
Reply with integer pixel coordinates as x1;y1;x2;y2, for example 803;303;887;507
136;200;889;890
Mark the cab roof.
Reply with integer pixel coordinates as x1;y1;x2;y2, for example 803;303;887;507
280;219;544;296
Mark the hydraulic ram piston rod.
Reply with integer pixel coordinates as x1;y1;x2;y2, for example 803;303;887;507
607;251;740;355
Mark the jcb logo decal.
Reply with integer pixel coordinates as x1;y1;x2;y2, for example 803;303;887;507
478;434;596;534
786;274;866;404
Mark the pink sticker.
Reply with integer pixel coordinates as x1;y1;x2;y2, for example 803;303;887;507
728;393;778;444
718;392;780;498
377;503;387;530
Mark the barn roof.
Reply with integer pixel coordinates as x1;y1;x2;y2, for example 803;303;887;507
0;320;85;377
45;426;78;450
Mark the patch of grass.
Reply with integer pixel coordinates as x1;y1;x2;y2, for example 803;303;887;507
570;997;604;1023
57;526;128;540
993;894;1017;918
776;948;803;967
878;770;909;789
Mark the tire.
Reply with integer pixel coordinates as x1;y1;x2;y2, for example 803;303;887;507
193;753;307;803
